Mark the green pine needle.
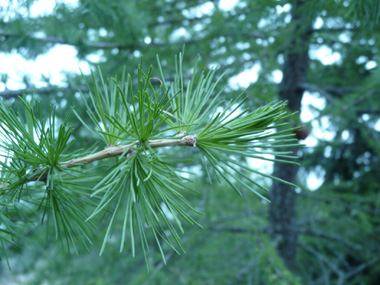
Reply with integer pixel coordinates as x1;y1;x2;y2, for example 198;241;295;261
0;51;302;267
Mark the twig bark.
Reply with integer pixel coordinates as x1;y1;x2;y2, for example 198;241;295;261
0;135;198;189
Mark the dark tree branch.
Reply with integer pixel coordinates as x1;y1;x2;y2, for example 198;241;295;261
208;226;256;233
147;6;266;34
313;27;359;33
299;192;380;215
302;88;378;123
297;217;327;226
142;0;206;16
207;224;271;235
343;257;380;281
298;242;342;275
210;210;267;224
0;29;198;51
357;109;380;115
197;185;210;212
299;83;356;98
1;25;268;57
297;228;361;251
208;224;362;251
229;259;257;285
142;236;190;285
0;85;88;99
0;29;136;49
148;12;211;28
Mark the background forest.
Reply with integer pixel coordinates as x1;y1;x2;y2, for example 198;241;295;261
1;0;380;284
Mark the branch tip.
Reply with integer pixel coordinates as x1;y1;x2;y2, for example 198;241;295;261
182;134;197;147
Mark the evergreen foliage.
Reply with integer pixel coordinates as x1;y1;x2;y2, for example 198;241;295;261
1;0;380;283
0;54;298;268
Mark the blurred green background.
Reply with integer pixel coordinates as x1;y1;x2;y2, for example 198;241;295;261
1;0;380;284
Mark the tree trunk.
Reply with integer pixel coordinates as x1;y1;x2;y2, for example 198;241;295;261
269;0;313;270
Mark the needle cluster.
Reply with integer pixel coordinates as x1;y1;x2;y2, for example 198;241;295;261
0;52;300;267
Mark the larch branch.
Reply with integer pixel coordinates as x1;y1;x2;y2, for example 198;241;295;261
0;135;198;189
